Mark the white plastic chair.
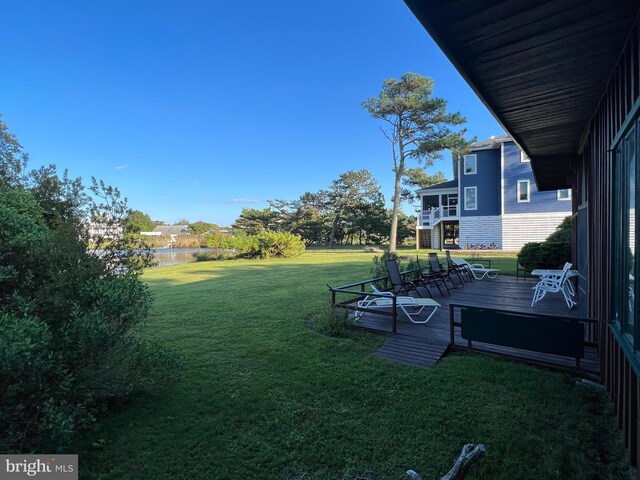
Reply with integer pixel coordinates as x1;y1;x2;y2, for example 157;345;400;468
451;258;499;280
355;285;440;324
531;263;575;308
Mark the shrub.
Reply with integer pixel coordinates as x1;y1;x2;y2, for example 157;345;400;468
192;250;235;262
309;306;354;338
370;250;399;288
204;230;231;248
255;230;305;258
226;233;260;257
370;251;420;286
0;180;181;452
0;314;74;452
404;256;420;281
517;216;572;269
221;230;305;259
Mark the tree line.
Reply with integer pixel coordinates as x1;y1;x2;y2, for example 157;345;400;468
231;169;415;247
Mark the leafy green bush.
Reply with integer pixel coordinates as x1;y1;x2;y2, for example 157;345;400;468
255;230;306;258
0;184;181;453
0;117;182;454
309;306;354;338
370;250;399;286
216;230;306;259
404;256;420;281
0;314;76;452
226;233;260;257
517;216;572;269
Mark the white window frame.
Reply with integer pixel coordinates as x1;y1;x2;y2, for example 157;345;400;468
517;179;530;203
463;154;477;175
464;186;477;210
557;188;571;201
520;150;530;162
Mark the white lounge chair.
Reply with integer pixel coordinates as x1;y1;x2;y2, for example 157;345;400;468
451;258;499;280
355;285;440;324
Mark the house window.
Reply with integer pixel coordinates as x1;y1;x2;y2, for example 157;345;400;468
517;180;530;202
611;111;638;348
464;186;477;210
422;195;439;210
520;150;530;162
463;154;477;175
557;189;571;201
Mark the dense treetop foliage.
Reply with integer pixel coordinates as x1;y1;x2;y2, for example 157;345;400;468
125;209;155;233
231;169;416;247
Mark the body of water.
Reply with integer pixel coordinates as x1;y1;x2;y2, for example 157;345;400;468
152;248;220;267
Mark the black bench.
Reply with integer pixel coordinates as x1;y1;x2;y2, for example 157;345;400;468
449;305;593;370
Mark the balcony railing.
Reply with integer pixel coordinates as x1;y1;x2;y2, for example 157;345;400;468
419;206;458;227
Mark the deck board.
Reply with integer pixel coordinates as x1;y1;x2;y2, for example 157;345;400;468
375;334;449;368
354;276;599;376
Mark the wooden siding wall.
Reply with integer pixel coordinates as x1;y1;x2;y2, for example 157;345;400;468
501;212;568;251
458;216;502;248
577;17;640;471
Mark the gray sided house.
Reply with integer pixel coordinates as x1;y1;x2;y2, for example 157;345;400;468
416;136;571;250
404;0;640;473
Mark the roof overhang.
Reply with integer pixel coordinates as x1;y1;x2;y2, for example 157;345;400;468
416;187;458;195
404;0;640;190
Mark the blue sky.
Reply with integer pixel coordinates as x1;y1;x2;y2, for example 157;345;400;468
1;0;503;226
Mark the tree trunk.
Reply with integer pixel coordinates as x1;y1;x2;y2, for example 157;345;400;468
329;214;340;249
389;132;406;252
389;169;402;252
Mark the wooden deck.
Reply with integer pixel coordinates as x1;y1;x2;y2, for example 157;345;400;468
353;276;599;377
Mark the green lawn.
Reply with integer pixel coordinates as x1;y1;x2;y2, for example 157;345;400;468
79;249;626;479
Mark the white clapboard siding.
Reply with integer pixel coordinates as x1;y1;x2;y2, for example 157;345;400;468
502;212;569;251
459;216;502;249
433;227;440;250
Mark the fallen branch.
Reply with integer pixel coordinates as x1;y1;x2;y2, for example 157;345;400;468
407;443;486;480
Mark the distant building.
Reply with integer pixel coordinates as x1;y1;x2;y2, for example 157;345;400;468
86;221;124;241
415;135;571;251
139;224;191;245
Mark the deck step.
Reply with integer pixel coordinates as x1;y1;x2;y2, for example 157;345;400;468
375;335;449;368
